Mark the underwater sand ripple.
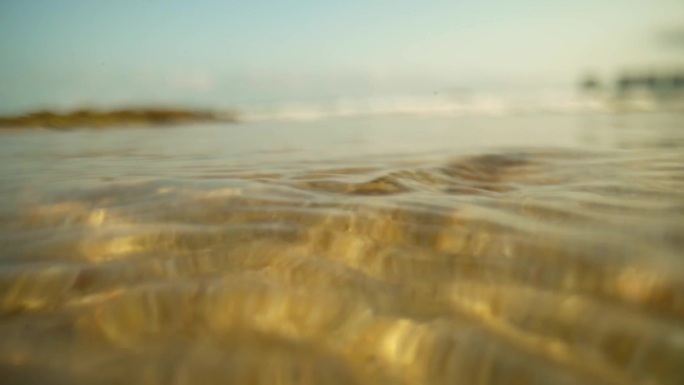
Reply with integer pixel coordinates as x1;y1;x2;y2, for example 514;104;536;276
1;150;684;385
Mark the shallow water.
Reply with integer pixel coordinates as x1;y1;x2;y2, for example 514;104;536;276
1;113;683;385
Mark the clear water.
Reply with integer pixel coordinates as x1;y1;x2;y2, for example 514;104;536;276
1;112;683;385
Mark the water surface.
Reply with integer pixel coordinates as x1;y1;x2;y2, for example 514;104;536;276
1;113;683;385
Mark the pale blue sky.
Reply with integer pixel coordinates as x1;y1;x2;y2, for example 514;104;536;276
1;0;682;113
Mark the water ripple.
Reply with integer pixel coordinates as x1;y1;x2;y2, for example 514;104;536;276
1;148;683;384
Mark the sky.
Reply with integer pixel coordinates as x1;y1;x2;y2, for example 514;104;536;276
1;0;683;113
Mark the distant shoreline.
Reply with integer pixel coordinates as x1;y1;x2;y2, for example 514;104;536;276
0;108;238;130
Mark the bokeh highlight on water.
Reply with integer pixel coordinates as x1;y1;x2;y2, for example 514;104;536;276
1;112;683;385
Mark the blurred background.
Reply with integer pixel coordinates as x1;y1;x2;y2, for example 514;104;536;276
1;0;683;119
